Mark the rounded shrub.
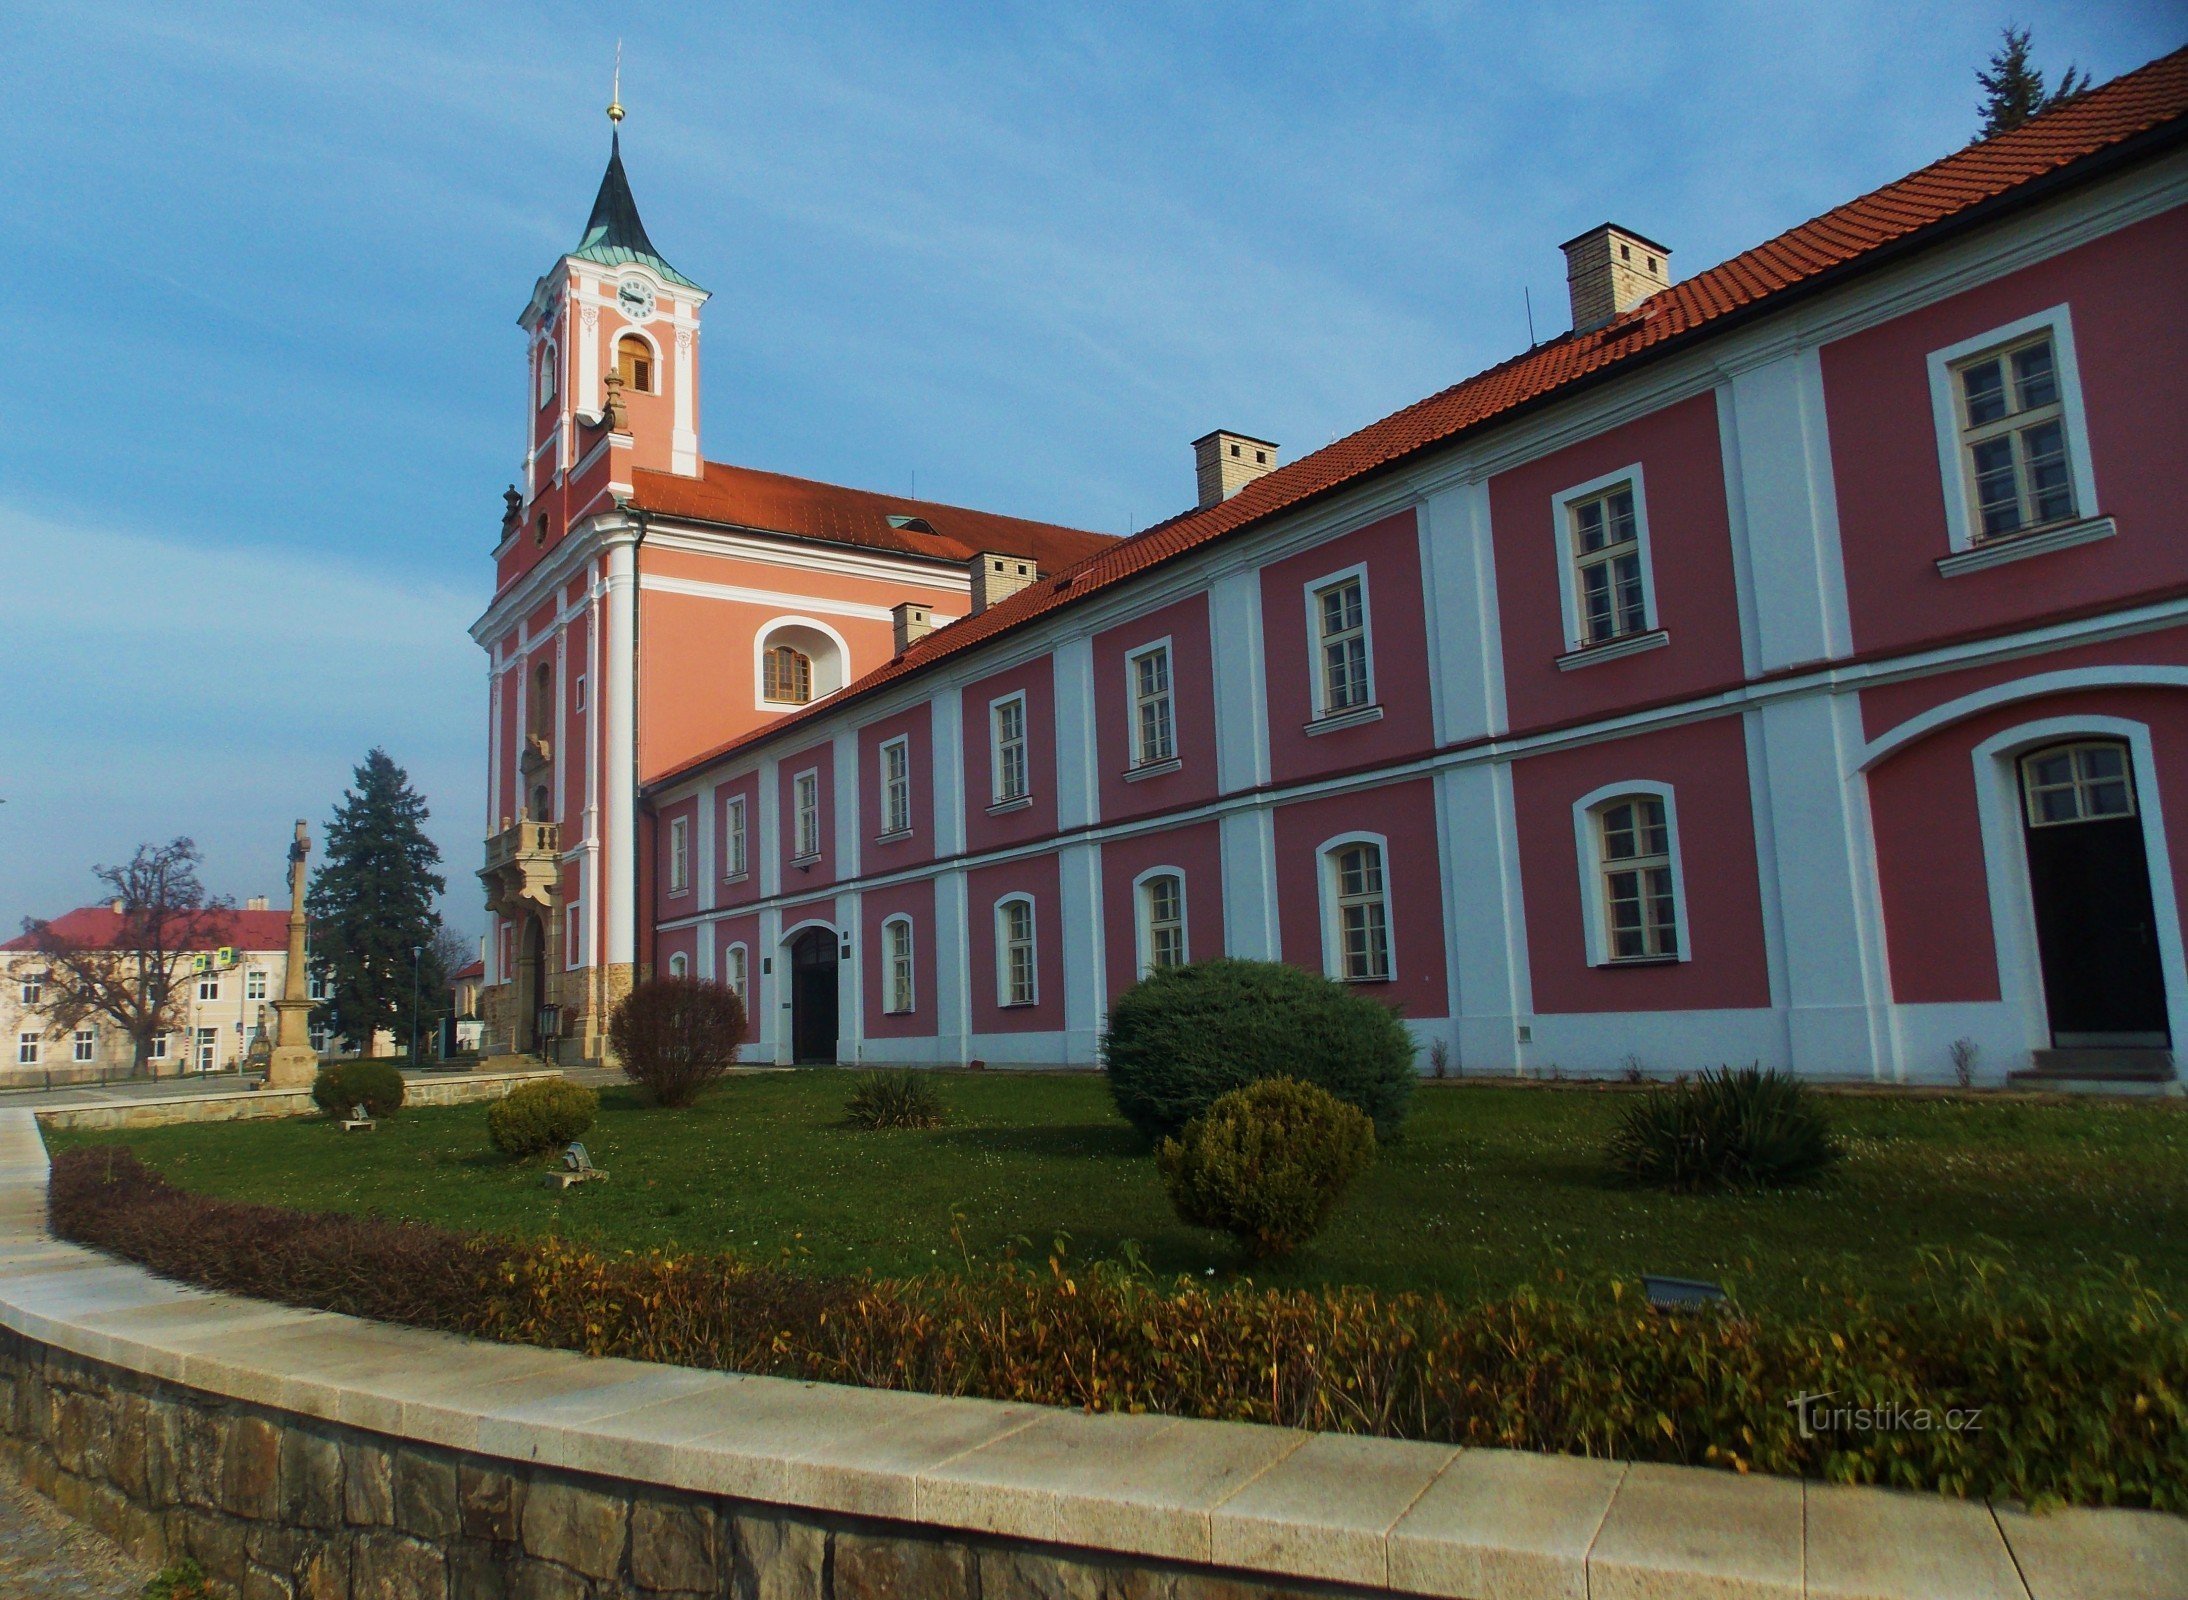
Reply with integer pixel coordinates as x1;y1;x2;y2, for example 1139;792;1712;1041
310;1059;406;1118
843;1069;946;1130
609;976;747;1108
1606;1066;1841;1192
488;1079;600;1158
1157;1077;1377;1260
1102;959;1414;1143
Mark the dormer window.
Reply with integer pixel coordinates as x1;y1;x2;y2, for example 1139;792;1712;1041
763;644;814;705
615;334;655;395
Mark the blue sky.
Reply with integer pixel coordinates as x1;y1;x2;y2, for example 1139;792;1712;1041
1;1;2178;940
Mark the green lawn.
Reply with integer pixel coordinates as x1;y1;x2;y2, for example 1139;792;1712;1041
49;1073;2188;1315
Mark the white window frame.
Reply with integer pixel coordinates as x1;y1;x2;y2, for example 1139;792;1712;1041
879;735;913;837
724;795;749;881
573;673;587;712
996;893;1038;1007
537;338;557;410
882;915;916;1014
1125;638;1178;772
753;617;851;711
149;1031;170;1062
1316;831;1396;983
194;1027;218;1073
725;942;750;1004
72;1027;96;1063
989;692;1031;808
1132;866;1189;977
18;975;41;1006
792;769;823;861
1303;564;1379;725
668;814;692;893
309;1023;330;1054
197;974;220;1002
1926;304;2101;559
566;901;584;970
308;969;330;1002
668;952;690;978
1551;464;1662;659
245;969;268;1002
16;1032;38;1066
1572;781;1692;967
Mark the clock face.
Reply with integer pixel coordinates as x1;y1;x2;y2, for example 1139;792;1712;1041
617;279;655;322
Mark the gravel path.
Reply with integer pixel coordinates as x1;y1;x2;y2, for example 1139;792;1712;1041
0;1456;152;1600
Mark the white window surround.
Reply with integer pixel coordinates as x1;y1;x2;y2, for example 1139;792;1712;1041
995;892;1038;1007
753;617;851;712
1551;463;1661;656
1570;780;1693;968
566;902;584;970
988;691;1032;809
537;339;557;410
1124;637;1179;774
791;769;823;862
611;322;665;373
723;795;750;881
1315;831;1396;983
878;735;914;838
1131;866;1190;977
1302;563;1379;726
667;815;692;894
73;1028;96;1063
16;1032;38;1066
724;942;750;1003
573;674;587;712
1926;304;2101;560
668;951;689;978
882;914;916;1013
1969;714;2188;1057
245;970;268;1001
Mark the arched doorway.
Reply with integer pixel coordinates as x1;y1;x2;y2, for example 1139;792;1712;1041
2018;739;2169;1047
789;927;840;1065
515;914;548;1052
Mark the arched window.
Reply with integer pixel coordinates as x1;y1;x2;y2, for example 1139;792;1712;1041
1137;871;1187;976
996;896;1037;1007
1324;840;1391;982
764;644;815;705
537;341;557;410
882;916;915;1014
1589;793;1681;961
725;943;749;1004
615;334;655;394
667;952;689;979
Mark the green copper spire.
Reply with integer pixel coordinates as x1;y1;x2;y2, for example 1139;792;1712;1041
570;123;700;291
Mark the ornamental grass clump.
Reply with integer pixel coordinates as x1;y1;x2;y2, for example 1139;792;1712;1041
1103;959;1414;1143
608;975;747;1108
1606;1066;1840;1192
1158;1077;1377;1259
487;1078;599;1158
309;1059;406;1118
843;1069;946;1130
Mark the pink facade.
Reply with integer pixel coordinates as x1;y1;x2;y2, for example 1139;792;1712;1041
1099;822;1226;996
1093;595;1220;820
861;880;937;1039
859;707;934;868
1270;781;1448;1023
966;856;1064;1036
776;741;837;884
960;662;1058;851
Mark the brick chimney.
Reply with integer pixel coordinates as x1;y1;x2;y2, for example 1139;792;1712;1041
1560;224;1670;332
891;600;933;655
970;553;1038;614
1193;430;1279;510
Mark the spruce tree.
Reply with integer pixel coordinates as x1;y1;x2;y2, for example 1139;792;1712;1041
1975;25;2091;139
308;749;449;1057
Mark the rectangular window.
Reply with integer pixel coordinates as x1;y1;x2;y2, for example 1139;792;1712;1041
197;975;219;1002
1141;874;1186;974
991;696;1029;804
999;899;1037;1006
573;674;587;712
1331;843;1392;982
18;975;41;1006
880;737;912;836
1598;797;1680;960
1128;644;1176;767
194;1027;217;1073
15;1032;37;1066
793;771;821;859
245;969;268;1001
1953;333;2076;540
885;920;915;1014
1313;576;1372;714
149;1032;170;1061
668;815;691;892
1568;484;1648;646
309;1024;329;1054
72;1028;95;1063
308;969;330;1002
566;902;583;970
725;796;749;879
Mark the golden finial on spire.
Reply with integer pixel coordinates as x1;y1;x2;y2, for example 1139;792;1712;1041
607;40;624;124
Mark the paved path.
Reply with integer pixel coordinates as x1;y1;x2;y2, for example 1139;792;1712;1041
0;1455;152;1599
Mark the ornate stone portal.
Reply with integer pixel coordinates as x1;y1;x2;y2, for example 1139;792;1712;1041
262;820;319;1089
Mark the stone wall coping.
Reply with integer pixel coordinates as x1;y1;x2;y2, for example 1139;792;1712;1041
3;1109;2183;1599
25;1069;559;1131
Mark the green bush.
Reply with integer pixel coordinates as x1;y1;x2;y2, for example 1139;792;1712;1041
843;1069;946;1130
1607;1066;1841;1192
1103;958;1414;1143
488;1079;600;1158
1159;1077;1377;1259
310;1059;406;1118
143;1557;218;1600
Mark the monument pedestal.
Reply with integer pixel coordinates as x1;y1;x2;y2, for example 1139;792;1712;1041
264;998;319;1090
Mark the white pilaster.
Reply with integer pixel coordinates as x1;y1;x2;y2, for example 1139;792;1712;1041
1443;762;1534;1075
934;869;971;1066
840;890;864;1063
671;321;700;475
696;781;717;913
1420;480;1507;744
1052;641;1098;829
603;535;638;967
834;730;863;880
757;904;785;1064
931;695;966;857
1218;808;1280;960
1058;842;1104;1063
757;756;782;899
1209;569;1271;793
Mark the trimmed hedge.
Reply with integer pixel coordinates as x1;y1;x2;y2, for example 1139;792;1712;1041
1159;1078;1377;1259
48;1146;2187;1510
309;1059;405;1118
487;1079;599;1158
1103;959;1415;1143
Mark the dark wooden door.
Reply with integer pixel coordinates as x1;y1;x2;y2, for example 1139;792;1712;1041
2020;742;2169;1047
790;928;839;1065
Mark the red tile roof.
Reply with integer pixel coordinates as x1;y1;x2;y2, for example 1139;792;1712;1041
2;906;293;954
452;959;485;981
631;460;1117;573
649;48;2188;793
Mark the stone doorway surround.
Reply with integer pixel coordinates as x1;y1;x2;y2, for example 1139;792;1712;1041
0;1111;2179;1598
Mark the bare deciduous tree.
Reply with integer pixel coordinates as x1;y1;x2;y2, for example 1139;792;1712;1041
23;839;236;1078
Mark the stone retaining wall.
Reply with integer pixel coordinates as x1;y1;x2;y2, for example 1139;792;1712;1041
30;1069;558;1133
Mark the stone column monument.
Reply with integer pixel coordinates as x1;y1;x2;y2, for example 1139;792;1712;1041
263;820;320;1090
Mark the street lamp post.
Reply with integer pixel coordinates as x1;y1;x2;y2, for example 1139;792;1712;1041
410;944;422;1067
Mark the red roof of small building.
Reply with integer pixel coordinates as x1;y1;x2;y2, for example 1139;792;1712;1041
2;906;293;954
630;460;1117;573
649;47;2188;793
452;958;485;981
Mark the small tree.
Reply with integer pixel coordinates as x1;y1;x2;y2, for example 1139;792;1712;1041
22;839;236;1077
608;976;747;1107
308;749;448;1056
1975;25;2091;139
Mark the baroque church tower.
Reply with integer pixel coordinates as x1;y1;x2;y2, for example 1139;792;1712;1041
473;98;1111;1065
